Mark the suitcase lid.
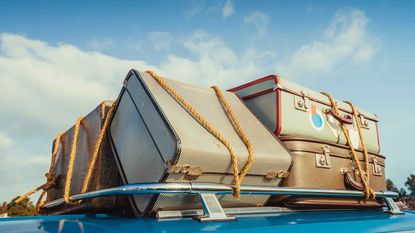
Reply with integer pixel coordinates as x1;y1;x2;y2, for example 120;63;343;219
228;75;379;122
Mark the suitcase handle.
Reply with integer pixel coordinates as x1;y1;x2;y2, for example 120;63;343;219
343;170;364;191
327;109;354;125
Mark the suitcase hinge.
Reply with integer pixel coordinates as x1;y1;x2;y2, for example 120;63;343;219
265;170;290;179
372;156;382;176
315;145;331;168
167;164;204;180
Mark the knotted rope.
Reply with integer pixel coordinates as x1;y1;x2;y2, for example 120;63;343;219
8;133;63;209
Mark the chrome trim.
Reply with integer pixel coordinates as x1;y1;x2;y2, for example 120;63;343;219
157;207;286;219
43;182;399;209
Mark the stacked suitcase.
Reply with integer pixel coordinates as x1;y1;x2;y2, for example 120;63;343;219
40;70;293;216
229;75;386;208
40;70;387;215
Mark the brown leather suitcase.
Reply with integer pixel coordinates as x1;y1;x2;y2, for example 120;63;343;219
269;136;386;209
40;101;133;215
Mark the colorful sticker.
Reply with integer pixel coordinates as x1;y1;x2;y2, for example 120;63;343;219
309;104;324;131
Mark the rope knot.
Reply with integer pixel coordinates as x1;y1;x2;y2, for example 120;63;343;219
41;174;57;191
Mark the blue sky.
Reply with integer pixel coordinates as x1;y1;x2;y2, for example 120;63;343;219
0;0;414;201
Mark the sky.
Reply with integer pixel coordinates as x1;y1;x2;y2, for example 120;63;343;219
1;0;415;202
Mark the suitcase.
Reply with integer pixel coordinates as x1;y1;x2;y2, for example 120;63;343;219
41;101;133;216
228;75;381;153
268;136;386;208
108;70;293;216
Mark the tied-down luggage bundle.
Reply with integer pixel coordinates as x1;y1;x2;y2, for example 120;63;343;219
229;75;386;207
23;69;292;216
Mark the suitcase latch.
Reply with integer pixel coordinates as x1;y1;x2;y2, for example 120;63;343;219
265;170;290;179
372;156;382;176
167;164;204;180
294;90;311;112
359;113;370;129
315;145;331;168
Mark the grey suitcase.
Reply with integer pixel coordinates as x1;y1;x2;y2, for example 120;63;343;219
108;70;293;216
228;75;381;153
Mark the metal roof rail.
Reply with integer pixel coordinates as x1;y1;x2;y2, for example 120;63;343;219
42;183;403;222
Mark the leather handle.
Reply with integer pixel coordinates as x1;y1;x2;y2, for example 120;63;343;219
327;109;353;125
343;171;364;191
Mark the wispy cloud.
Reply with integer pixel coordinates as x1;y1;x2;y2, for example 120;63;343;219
244;11;269;35
160;30;276;87
222;0;234;18
86;38;115;51
149;31;173;51
278;8;377;79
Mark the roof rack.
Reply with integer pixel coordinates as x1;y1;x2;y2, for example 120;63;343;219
43;183;402;222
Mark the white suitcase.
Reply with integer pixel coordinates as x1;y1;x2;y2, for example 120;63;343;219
109;70;292;216
229;75;381;153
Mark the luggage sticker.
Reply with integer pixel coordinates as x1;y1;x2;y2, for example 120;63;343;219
309;104;324;131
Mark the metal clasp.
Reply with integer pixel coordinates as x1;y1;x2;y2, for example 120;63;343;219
372;156;382;176
265;170;290;179
167;164;204;180
359;113;370;129
315;145;331;168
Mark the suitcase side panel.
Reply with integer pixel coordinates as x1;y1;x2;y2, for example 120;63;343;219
109;73;178;213
280;137;386;192
279;91;380;153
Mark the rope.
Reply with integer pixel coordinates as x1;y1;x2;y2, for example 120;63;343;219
64;116;83;205
345;101;371;184
10;103;115;207
145;70;254;198
321;92;375;200
7;133;63;210
211;86;254;181
80;103;116;194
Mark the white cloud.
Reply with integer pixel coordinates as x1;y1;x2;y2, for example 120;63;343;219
244;11;269;35
222;0;234;18
149;31;173;51
0;131;12;150
86;38;115;51
278;9;377;79
0;32;275;201
160;31;276;87
0;33;156;130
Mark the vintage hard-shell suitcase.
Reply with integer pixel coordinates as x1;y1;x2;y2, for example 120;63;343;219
41;101;132;215
108;70;293;216
268;136;386;208
228;75;381;153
